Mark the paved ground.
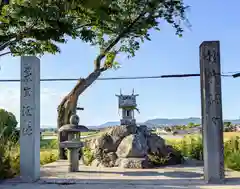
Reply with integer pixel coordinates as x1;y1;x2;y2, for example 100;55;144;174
1;160;240;189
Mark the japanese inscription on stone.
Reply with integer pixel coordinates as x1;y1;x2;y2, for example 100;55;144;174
203;47;221;86
21;63;33;136
200;41;224;182
20;56;40;182
22;120;33;136
203;46;222;123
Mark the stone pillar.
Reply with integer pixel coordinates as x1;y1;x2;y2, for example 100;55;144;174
200;41;224;183
68;148;79;172
20;56;40;182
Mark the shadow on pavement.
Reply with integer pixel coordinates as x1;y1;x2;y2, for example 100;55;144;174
2;175;240;189
38;177;240;187
64;170;204;178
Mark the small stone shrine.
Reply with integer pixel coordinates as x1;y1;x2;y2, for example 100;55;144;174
83;90;183;169
116;89;139;125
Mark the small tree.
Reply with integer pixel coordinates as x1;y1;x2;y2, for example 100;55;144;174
187;122;195;128
0;108;18;138
164;127;171;132
224;122;231;128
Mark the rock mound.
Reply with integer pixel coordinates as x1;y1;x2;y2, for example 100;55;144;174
83;125;183;168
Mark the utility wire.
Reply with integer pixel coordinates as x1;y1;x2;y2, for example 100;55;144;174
0;72;238;82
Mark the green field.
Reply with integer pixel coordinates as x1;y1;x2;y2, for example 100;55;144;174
42;131;99;137
166;132;240;142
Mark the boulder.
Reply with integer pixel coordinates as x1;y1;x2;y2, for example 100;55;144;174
91;159;102;167
137;125;149;137
106;124;137;149
94;134;115;152
101;152;118;167
116;133;148;158
83;124;183;168
115;158;150;168
164;145;183;165
84;137;98;150
147;133;166;154
92;151;118;167
87;124;137;153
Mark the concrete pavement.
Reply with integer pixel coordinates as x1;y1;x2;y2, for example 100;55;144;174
1;160;240;189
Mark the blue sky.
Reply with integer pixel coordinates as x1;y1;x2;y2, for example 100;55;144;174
1;0;240;127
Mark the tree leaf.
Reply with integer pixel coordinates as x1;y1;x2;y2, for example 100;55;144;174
0;0;190;57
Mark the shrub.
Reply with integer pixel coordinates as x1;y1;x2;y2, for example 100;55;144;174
169;135;240;171
82;147;94;165
225;151;240;171
148;153;169;166
40;150;58;165
224;137;240;170
170;136;203;160
0;136;20;179
184;136;203;160
0;109;18;138
0;136;58;179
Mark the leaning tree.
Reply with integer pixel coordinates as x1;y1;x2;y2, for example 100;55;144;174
0;0;189;159
57;0;190;159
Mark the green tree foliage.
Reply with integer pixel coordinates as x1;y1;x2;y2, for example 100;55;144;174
187;122;195;128
0;0;122;56
224;121;234;132
0;108;18;138
224;122;232;128
0;0;189;62
164;127;172;132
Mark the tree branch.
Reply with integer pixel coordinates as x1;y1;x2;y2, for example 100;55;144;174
94;12;146;71
99;66;108;72
93;0;160;71
0;39;17;52
0;51;11;57
0;18;40;55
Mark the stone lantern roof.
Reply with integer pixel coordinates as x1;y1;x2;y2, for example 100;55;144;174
58;114;89;133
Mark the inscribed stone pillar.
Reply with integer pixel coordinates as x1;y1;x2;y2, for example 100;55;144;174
20;56;40;182
200;41;224;183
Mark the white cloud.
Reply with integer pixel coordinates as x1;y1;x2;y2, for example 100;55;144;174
0;83;67;127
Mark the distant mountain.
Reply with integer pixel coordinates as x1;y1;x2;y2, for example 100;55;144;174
98;118;240;129
98;121;120;128
145;117;201;126
98;118;201;128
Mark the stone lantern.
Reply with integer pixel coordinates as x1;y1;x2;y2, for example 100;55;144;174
59;114;89;172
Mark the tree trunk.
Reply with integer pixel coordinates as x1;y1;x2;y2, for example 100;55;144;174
57;70;101;159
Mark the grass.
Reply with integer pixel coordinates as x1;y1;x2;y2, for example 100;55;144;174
40;149;58;165
41;131;100;138
40;138;58;149
223;132;240;139
82;147;94;165
163;132;240;143
41;131;57;136
168;135;240;171
82;131;99;137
